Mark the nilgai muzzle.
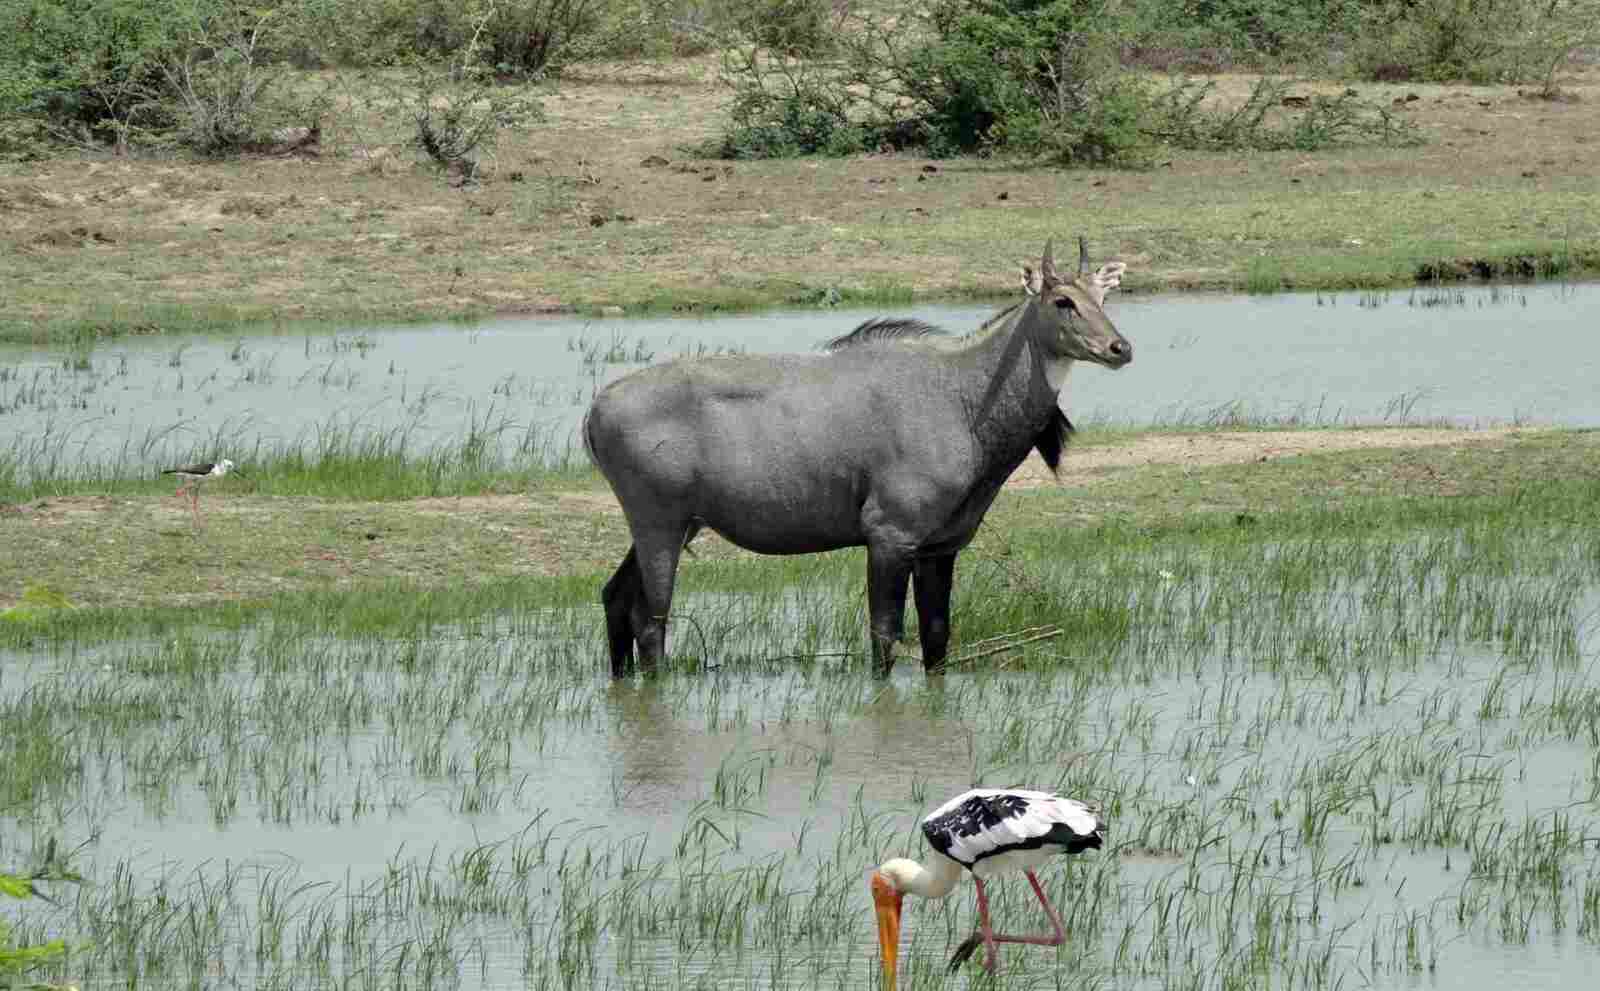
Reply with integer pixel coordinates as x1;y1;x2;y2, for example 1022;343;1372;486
584;237;1132;678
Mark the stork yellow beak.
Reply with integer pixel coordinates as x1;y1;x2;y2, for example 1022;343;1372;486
870;870;903;987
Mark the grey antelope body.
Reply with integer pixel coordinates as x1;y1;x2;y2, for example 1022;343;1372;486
583;239;1132;678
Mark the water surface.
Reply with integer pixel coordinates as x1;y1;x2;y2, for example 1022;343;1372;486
1;282;1591;473
6;534;1600;989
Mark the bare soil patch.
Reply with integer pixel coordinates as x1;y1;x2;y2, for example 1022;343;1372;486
1007;426;1526;488
2;61;1598;333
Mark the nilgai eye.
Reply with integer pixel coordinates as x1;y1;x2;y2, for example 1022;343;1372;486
1054;297;1076;312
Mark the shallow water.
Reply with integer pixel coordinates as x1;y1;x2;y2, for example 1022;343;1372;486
0;282;1592;474
5;546;1600;990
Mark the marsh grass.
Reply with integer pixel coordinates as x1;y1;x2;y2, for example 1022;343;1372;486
8;486;1600;988
0;405;591;504
4;432;1600;988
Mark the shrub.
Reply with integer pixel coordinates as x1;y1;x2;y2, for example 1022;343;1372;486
715;0;1156;165
479;0;607;78
1150;76;1422;150
1132;0;1358;59
400;12;544;180
1350;0;1600;85
159;4;299;155
0;0;185;151
726;0;838;56
1506;0;1600;95
306;0;611;76
718;88;869;158
0;0;326;154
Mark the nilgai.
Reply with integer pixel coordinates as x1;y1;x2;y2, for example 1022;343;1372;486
583;238;1132;677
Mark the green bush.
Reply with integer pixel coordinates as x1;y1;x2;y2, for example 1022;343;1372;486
0;0;328;154
1150;75;1421;150
989;73;1157;166
1350;0;1600;85
479;0;607;77
713;0;1430;165
302;0;613;76
1130;0;1358;59
0;0;185;150
727;0;838;56
717;88;870;158
392;10;544;180
716;0;1156;165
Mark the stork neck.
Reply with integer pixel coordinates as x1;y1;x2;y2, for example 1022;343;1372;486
903;856;964;900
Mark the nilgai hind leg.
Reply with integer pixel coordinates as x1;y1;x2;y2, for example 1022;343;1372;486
601;547;643;678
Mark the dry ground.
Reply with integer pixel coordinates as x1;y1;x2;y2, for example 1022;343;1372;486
2;60;1598;335
1008;425;1525;486
3;426;1576;611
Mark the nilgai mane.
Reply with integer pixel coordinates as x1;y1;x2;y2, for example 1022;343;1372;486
583;238;1132;678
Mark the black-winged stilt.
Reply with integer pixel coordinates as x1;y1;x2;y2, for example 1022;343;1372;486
161;459;238;524
870;787;1104;982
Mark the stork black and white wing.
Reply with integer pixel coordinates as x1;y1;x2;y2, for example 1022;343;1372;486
921;788;1103;867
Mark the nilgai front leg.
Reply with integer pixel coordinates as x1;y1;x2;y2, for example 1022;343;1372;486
629;527;686;674
866;544;914;678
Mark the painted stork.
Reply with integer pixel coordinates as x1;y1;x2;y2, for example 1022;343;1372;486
870;788;1104;984
160;459;237;524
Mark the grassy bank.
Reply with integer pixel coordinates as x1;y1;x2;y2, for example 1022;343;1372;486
3;425;1593;626
3;62;1599;345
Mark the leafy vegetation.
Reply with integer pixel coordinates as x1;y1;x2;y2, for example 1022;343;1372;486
713;0;1433;163
1;869;70;988
0;0;329;155
1152;75;1420;151
395;11;544;180
1350;0;1600;89
2;0;1593;162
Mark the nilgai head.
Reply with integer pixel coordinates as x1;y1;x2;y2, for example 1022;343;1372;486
1020;238;1132;369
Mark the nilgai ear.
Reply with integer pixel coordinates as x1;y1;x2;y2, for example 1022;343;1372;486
1078;235;1091;276
1039;240;1059;285
1020;264;1042;296
1087;261;1127;306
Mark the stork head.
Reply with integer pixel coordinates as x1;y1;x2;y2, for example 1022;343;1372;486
870;859;917;987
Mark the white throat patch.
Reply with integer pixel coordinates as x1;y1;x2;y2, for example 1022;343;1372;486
1044;356;1074;396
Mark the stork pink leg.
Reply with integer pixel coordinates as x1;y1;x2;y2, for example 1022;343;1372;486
971;875;999;972
987;870;1068;948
